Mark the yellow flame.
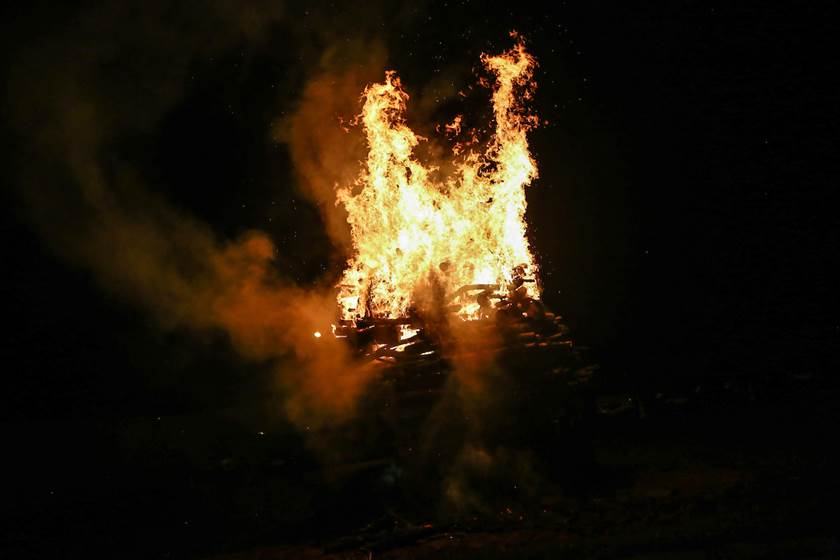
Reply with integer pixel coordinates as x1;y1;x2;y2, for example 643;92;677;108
338;39;540;320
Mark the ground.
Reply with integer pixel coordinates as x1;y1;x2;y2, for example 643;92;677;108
3;371;837;559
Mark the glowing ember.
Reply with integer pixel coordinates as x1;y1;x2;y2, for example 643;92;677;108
399;325;420;340
338;37;540;320
313;331;322;338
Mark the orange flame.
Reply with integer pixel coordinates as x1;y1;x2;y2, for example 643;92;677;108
338;39;540;320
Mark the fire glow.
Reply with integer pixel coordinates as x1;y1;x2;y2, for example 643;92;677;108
337;38;541;320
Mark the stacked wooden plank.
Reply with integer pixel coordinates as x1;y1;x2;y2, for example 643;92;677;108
332;286;595;393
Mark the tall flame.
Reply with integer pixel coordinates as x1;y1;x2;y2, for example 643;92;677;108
337;39;540;320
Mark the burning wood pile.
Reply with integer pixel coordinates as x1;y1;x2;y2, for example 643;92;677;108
324;276;596;508
306;36;600;501
335;284;578;368
322;276;597;516
323;37;595;414
332;274;593;403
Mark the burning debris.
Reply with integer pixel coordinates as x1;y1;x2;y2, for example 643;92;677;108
333;279;583;369
309;38;596;457
296;40;598;505
321;37;593;403
328;275;594;435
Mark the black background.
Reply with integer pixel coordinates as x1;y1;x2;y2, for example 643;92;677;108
3;0;836;415
1;1;838;558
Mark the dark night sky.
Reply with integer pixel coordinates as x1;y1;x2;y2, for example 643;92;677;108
1;2;839;558
1;1;837;413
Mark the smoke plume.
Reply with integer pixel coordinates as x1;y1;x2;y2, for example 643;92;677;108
3;0;549;512
3;0;388;428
